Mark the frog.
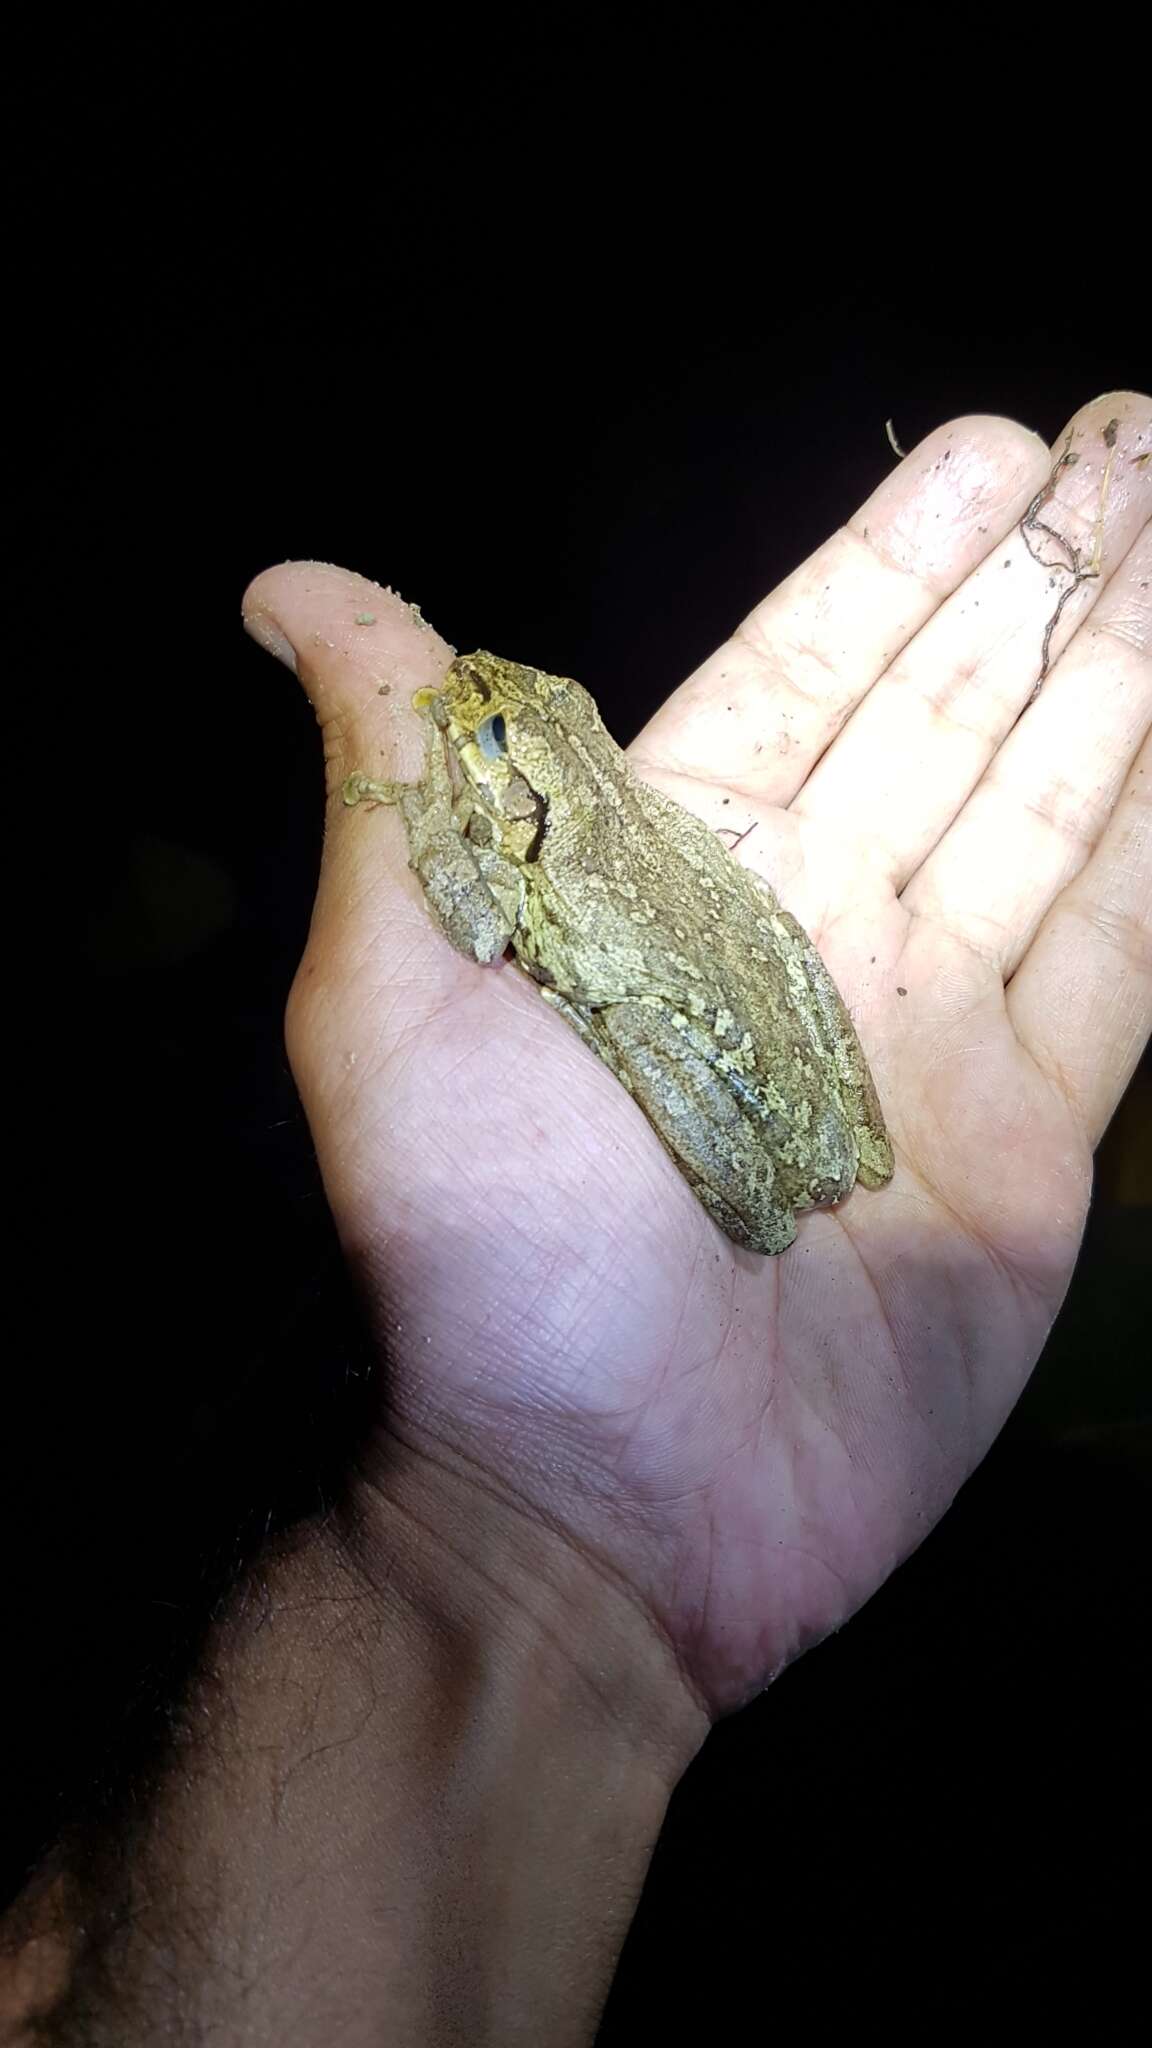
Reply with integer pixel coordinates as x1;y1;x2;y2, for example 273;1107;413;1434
344;651;894;1253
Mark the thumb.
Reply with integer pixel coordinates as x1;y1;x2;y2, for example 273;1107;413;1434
242;558;450;801
240;560;460;1126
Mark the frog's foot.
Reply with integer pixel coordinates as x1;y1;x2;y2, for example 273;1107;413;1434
342;772;404;808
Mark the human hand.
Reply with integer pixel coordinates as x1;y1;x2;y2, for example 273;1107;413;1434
244;392;1150;1717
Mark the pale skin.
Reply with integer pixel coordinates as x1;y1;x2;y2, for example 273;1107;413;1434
3;395;1149;2044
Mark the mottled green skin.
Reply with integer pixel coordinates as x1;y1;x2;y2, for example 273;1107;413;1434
345;652;893;1253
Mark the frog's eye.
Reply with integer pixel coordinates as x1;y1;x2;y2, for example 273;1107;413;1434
475;713;508;760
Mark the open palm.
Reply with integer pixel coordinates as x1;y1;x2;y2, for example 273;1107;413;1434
245;395;1150;1715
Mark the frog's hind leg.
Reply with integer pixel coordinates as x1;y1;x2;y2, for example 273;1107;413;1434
538;987;796;1253
769;909;894;1188
537;987;637;1095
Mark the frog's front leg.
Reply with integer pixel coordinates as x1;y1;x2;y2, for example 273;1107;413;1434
343;767;522;966
342;683;459;824
342;771;407;807
415;830;523;962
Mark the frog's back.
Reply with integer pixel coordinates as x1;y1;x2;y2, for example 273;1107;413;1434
525;762;792;1022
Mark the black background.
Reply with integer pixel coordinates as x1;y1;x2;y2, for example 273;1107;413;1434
10;77;1150;2038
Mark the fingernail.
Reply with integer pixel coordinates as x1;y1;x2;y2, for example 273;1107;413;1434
243;607;298;673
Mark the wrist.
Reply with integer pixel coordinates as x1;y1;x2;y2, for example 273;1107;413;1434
344;1431;708;1784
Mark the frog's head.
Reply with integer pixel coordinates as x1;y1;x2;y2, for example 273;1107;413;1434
431;651;597;737
416;651;602;833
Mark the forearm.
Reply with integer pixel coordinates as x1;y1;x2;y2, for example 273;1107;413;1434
2;1446;705;2046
